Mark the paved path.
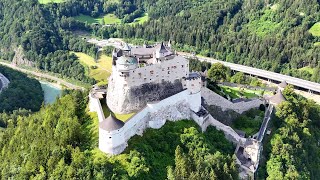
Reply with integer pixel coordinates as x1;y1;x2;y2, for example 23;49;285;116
0;62;85;90
256;105;273;142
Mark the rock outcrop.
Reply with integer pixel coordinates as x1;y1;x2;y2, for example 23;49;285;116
107;79;183;114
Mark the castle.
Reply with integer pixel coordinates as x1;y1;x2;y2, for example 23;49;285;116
88;41;289;179
89;41;205;155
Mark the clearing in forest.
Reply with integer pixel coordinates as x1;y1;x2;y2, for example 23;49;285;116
309;23;320;36
246;9;281;36
73;52;112;84
38;0;64;4
75;14;121;25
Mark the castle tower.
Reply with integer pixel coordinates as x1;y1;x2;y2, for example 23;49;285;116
155;42;169;59
99;115;126;155
184;72;202;112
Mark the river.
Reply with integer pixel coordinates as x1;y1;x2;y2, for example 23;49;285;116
40;81;62;104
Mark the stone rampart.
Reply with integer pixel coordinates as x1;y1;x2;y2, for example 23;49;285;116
201;87;263;114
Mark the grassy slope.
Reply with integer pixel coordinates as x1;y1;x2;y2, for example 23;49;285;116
246;8;281;37
38;0;64;4
299;66;314;75
129;13;149;25
75;13;148;25
309;22;320;37
75;13;121;25
219;85;271;99
73;52;112;83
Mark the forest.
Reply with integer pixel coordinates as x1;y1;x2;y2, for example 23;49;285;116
0;91;238;179
0;65;43;115
258;86;320;179
1;0;319;83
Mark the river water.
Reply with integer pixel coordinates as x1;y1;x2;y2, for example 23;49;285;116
40;81;62;104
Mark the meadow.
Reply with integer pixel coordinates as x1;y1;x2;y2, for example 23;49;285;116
219;85;269;99
75;13;148;25
73;52;112;84
309;22;320;36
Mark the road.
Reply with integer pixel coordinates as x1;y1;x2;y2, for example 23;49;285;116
180;53;320;93
0;62;85;90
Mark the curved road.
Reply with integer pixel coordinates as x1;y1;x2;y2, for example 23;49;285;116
0;62;85;90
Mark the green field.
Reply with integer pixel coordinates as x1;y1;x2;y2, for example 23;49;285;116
314;42;320;46
129;13;149;25
299;66;314;75
75;13;148;25
75;13;121;25
73;52;112;84
309;23;320;36
38;0;64;4
219;85;271;99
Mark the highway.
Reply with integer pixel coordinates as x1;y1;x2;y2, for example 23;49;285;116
0;62;85;91
181;54;320;93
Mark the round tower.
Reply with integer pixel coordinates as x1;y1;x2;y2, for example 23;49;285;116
99;115;126;155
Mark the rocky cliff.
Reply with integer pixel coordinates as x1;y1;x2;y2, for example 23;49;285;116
107;79;184;114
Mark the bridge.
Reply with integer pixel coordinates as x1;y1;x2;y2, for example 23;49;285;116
182;54;320;94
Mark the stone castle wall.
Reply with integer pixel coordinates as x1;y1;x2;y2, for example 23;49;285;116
99;90;198;155
201;87;263;114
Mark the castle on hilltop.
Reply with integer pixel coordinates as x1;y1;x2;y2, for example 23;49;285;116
89;41;205;155
89;41;289;179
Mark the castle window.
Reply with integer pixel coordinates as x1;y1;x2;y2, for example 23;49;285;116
182;65;184;68
150;70;154;75
167;67;170;70
109;137;112;139
168;71;170;74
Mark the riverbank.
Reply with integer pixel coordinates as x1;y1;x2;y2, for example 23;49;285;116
40;81;62;104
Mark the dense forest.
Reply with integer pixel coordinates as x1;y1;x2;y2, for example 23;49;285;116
1;0;319;83
0;65;43;115
0;91;238;179
257;86;320;179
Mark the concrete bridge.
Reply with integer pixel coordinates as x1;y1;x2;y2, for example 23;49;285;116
182;55;320;94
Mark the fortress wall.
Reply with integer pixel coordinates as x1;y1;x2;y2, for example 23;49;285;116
101;90;199;154
201;87;263;114
89;93;105;122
